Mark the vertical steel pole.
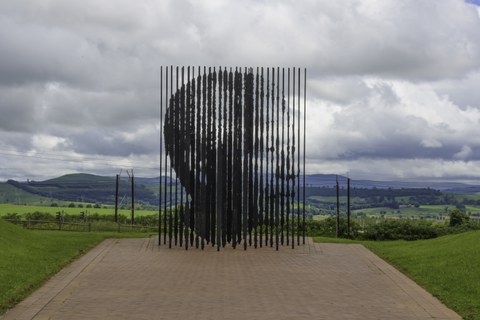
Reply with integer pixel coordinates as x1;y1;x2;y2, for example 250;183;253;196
286;67;290;247
232;68;239;249
227;68;233;245
164;66;168;245
347;177;351;238
243;67;249;250
185;66;191;250
336;175;340;238
291;67;296;249
216;143;223;251
159;66;163;245
174;66;179;246
218;67;224;249
115;174;119;223
201;66;206;249
270;68;275;248
281;68;285;246
189;67;194;247
222;67;228;248
195;66;202;248
209;67;216;246
297;68;300;246
303;68;307;244
169;65;173;248
265;68;270;246
131;170;134;225
275;67;280;251
254;68;259;248
179;67;184;248
259;67;265;248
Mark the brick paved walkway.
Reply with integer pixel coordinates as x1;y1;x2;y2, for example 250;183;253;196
2;237;460;320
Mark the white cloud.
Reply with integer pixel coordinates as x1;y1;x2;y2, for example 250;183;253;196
454;145;473;159
421;138;442;148
307;79;480;162
1;0;480;181
31;134;68;151
307;157;480;182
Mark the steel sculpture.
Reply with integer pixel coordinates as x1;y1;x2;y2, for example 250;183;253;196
159;66;306;250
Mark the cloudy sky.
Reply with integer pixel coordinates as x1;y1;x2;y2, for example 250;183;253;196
1;0;480;182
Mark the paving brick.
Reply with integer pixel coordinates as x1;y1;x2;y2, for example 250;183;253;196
2;237;461;320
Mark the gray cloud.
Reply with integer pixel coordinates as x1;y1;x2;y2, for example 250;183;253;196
67;126;158;157
307;79;480;164
0;86;37;132
1;0;480;180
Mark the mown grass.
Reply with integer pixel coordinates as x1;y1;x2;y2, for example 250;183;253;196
353;205;448;217
314;231;480;320
0;203;158;217
0;219;152;315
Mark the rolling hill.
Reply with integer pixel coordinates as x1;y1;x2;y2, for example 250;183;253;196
2;173;480;210
4;173;158;206
303;174;480;193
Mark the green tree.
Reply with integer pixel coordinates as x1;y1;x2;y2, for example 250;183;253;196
449;209;469;227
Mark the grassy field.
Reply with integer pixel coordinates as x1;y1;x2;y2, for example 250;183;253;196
453;193;480;202
314;232;480;320
0;204;158;218
308;196;367;204
353;205;449;218
0;218;153;315
0;183;50;205
465;205;480;214
314;204;452;221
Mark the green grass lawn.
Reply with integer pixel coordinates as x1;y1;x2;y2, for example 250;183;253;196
0;219;152;315
353;205;448;218
314;232;480;320
0;203;158;218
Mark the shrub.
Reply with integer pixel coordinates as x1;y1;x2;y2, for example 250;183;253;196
2;213;21;221
449;209;469;227
302;217;359;238
446;220;480;234
25;211;55;221
136;215;158;226
361;219;441;241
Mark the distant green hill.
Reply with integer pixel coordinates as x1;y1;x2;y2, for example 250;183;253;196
3;173;480;215
0;183;51;205
5;173;158;206
42;173;115;184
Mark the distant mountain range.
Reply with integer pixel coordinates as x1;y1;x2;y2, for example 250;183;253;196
301;174;480;194
2;173;480;206
107;173;480;193
5;173;158;205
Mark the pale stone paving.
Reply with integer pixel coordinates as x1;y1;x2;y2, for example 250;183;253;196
2;237;461;320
